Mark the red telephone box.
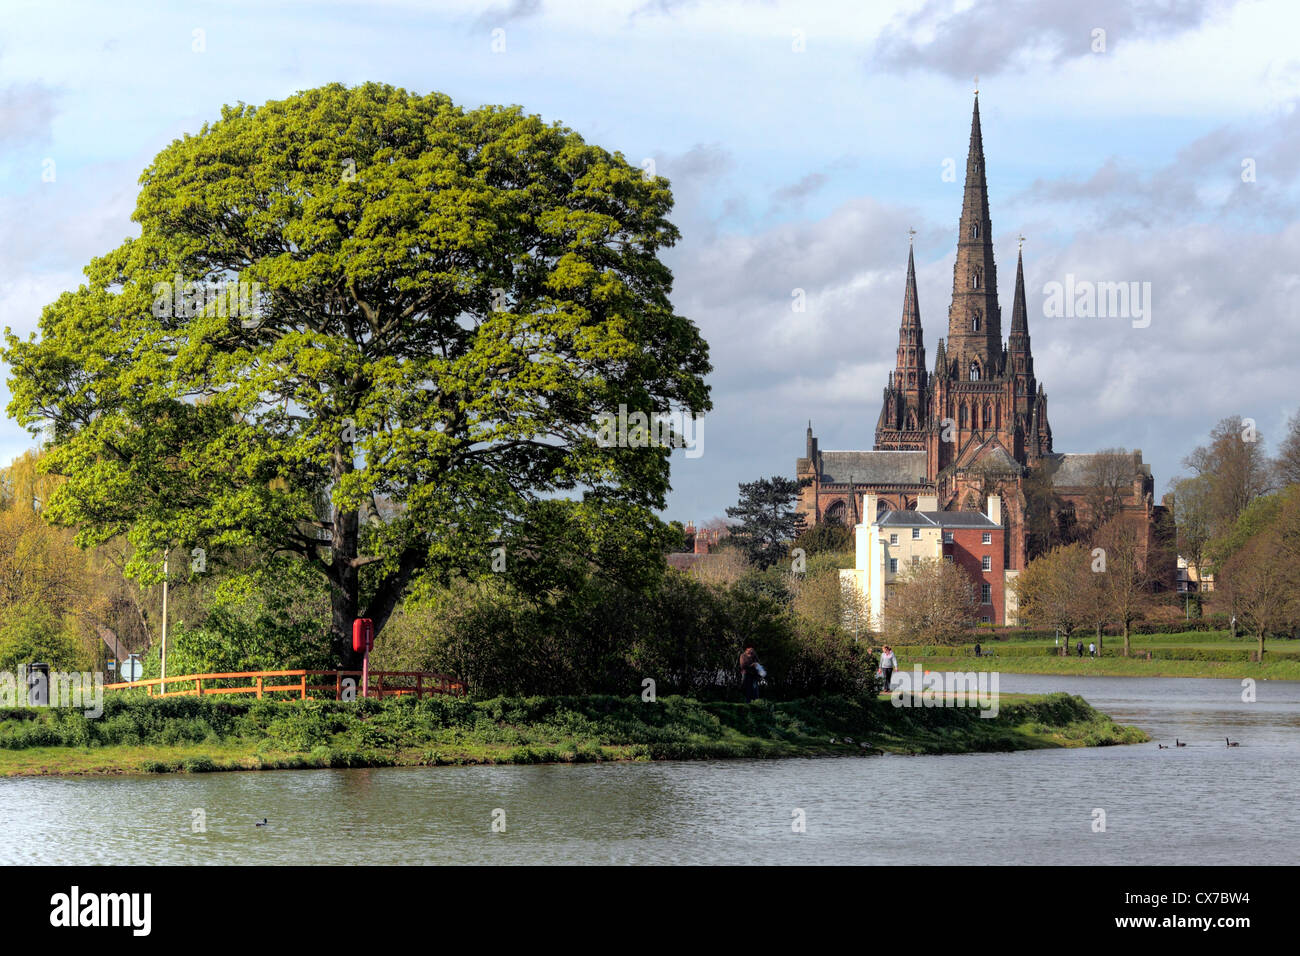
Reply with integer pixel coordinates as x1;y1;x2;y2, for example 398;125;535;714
353;618;374;653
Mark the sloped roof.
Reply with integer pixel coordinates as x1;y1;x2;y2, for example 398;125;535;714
877;510;1000;529
819;450;927;485
1043;452;1148;488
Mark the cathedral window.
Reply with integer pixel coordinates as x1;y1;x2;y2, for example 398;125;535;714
971;310;981;332
969;223;979;239
971;267;982;289
969;362;981;381
985;403;994;429
959;405;968;427
907;373;916;389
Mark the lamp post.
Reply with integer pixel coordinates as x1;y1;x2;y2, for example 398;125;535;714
161;548;169;696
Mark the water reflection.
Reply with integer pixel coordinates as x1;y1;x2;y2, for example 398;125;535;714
2;676;1296;865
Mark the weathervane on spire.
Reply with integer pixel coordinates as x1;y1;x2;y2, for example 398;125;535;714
1018;233;1025;251
974;74;979;95
908;227;916;245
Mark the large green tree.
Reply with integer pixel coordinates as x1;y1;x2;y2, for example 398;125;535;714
3;83;710;667
725;476;806;569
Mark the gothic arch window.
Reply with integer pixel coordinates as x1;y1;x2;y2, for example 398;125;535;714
969;362;981;381
984;403;994;430
971;310;981;332
969;223;980;239
907;373;916;388
959;404;969;428
905;498;917;510
826;500;848;526
1016;379;1026;395
906;409;917;429
908;348;915;363
971;267;983;289
876;500;891;516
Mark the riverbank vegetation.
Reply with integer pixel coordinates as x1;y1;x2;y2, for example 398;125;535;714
0;692;1146;777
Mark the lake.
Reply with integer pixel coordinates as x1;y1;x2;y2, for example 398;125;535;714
3;675;1295;864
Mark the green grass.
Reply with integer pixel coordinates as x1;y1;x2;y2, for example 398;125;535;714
0;691;1146;776
889;655;1300;679
890;631;1300;677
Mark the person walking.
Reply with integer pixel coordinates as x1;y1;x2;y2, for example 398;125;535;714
1076;640;1084;658
739;645;762;702
1089;641;1097;658
974;641;982;659
879;645;897;691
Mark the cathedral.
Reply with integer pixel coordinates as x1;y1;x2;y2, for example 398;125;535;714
797;94;1166;572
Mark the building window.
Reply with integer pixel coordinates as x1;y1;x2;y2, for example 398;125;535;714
982;532;992;545
970;223;979;239
912;556;920;566
981;583;992;604
890;533;898;545
912;527;921;540
889;558;898;574
943;531;954;544
982;555;992;571
971;313;980;332
981;615;990;625
944;554;954;562
969;363;980;381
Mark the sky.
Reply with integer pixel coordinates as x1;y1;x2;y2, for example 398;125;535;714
1;0;1298;524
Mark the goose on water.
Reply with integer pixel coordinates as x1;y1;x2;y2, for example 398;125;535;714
1226;737;1240;748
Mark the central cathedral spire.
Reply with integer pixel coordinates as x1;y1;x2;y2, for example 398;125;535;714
945;94;1002;381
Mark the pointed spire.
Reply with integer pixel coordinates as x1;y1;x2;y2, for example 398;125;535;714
1010;245;1028;335
934;337;947;378
901;244;921;330
947;93;1000;375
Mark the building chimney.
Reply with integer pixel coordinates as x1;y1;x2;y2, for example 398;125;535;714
918;494;938;511
986;495;1002;525
863;493;877;523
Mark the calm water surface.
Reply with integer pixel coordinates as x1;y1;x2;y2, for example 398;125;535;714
2;675;1296;864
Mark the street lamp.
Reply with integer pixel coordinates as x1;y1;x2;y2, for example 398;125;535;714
160;547;169;696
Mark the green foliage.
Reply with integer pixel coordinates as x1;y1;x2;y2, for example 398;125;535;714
0;603;93;672
3;82;711;663
793;522;853;557
725;476;806;569
373;568;877;700
1;690;1139;769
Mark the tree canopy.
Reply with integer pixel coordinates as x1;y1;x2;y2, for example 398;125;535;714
3;83;711;666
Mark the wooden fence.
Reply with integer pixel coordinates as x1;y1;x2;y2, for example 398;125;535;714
102;669;466;700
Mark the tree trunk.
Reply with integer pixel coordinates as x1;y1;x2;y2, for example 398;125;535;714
331;495;363;672
1258;632;1265;662
1122;620;1130;657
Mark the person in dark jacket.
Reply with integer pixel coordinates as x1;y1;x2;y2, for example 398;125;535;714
1076;640;1084;658
739;646;762;701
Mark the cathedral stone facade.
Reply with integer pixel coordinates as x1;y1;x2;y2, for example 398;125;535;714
797;95;1166;572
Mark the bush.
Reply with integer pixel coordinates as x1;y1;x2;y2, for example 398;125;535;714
0;604;94;672
374;569;876;700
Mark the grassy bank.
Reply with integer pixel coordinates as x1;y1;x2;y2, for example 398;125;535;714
892;631;1300;680
0;692;1146;777
892;655;1300;679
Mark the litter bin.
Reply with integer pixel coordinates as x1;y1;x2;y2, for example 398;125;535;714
27;662;50;706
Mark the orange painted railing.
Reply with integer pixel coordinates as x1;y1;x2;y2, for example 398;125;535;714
102;669;466;700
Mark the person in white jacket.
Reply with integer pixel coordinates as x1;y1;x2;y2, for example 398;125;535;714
879;646;897;691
